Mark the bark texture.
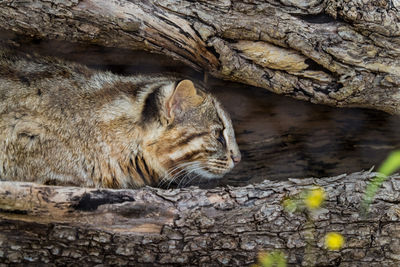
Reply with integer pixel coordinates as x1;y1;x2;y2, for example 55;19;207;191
0;0;400;113
1;171;400;266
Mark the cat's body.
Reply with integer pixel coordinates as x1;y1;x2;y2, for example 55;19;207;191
0;49;240;188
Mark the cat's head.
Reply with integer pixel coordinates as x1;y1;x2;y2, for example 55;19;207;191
144;79;241;185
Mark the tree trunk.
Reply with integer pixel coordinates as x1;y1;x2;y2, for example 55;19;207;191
0;0;400;113
1;171;400;266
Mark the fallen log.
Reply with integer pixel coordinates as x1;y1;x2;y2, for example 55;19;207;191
0;0;399;113
1;171;400;266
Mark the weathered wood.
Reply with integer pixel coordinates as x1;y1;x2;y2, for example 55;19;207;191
1;171;400;266
0;0;400;113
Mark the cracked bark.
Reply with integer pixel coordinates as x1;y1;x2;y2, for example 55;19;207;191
0;0;399;113
1;171;400;266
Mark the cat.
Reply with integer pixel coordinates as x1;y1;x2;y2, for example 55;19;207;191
0;48;241;188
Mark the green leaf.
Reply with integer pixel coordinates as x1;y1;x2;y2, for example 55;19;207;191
377;150;400;176
361;150;400;215
259;251;287;267
283;199;297;213
259;253;273;267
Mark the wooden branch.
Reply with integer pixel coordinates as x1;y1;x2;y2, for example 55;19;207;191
1;171;400;265
0;0;400;113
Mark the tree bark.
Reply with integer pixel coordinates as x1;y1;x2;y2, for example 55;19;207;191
1;171;400;266
0;0;400;113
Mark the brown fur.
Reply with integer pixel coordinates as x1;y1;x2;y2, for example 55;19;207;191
0;49;240;188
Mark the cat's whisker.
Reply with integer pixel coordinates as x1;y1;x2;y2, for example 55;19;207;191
177;165;204;188
165;162;202;189
175;162;202;187
158;162;196;187
172;162;201;188
166;169;188;189
209;158;228;163
168;168;189;188
160;164;185;183
182;171;203;187
180;171;199;187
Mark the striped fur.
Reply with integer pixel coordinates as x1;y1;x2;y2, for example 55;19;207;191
0;49;240;188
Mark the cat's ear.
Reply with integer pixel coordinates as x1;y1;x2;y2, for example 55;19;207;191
166;80;203;121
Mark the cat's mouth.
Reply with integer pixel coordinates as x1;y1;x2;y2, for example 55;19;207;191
192;159;234;179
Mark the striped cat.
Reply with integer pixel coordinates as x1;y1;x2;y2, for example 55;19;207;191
0;49;241;188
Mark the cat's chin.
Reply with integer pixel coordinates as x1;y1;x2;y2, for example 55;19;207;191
192;168;229;180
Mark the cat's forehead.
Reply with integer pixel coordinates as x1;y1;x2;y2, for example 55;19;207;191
213;98;233;129
181;95;228;130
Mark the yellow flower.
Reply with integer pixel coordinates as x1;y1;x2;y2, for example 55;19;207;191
325;232;345;250
304;187;325;210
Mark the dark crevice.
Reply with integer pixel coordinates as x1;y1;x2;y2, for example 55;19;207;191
262;73;271;81
223;37;239;44
296;13;337;24
304;58;333;75
71;191;135;211
190;25;220;66
205;45;220;61
290;87;313;98
0;208;28;215
322;82;344;94
149;26;201;66
312;81;344;95
335;83;344;90
312;87;331;95
295;12;346;24
154;13;193;39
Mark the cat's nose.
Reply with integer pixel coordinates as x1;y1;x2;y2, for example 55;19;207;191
231;152;241;164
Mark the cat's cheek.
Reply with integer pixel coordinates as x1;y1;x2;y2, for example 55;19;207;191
228;160;235;169
156;157;173;172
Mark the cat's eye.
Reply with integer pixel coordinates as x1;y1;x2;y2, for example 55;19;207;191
217;130;226;146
